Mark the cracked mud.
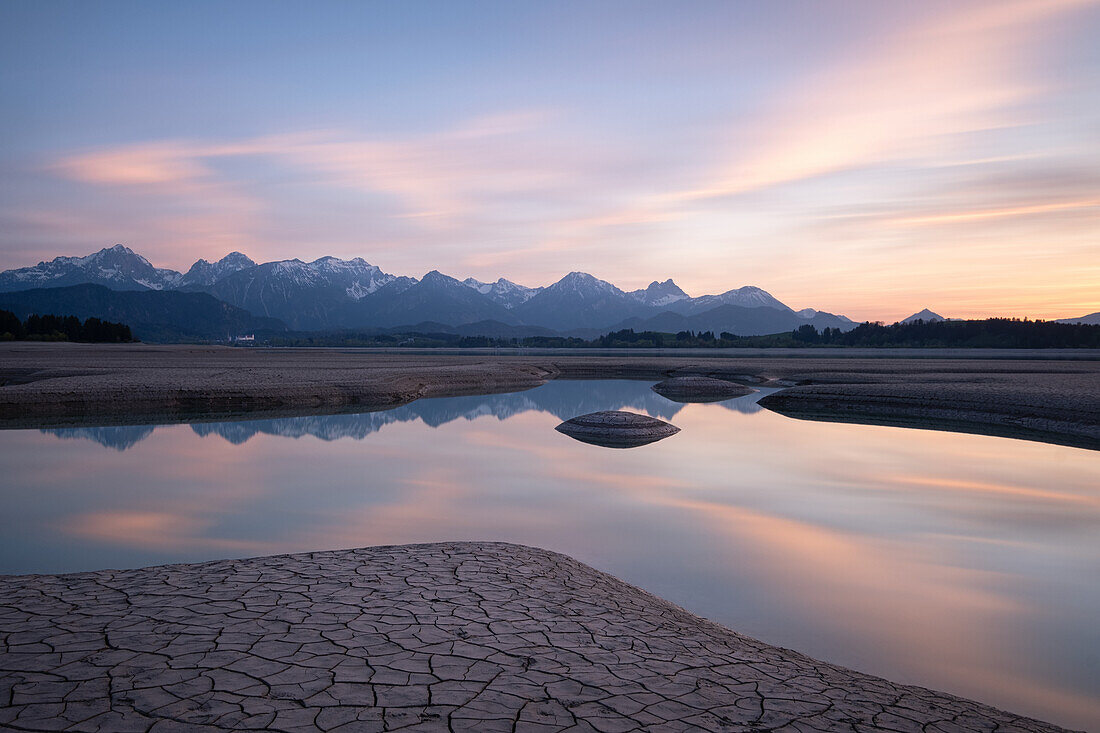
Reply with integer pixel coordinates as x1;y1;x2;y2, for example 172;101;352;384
0;543;1073;732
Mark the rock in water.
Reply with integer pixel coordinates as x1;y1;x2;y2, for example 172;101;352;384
555;410;680;448
652;376;754;403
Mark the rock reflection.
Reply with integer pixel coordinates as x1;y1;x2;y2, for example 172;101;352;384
555;410;681;448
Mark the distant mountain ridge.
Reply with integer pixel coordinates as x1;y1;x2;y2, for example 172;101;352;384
1056;312;1100;326
0;244;863;337
901;308;945;324
604;303;855;338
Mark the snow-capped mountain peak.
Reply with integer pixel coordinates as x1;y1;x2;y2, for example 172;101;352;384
462;276;540;308
681;284;792;314
180;252;257;287
308;255;374;273
420;269;462;288
630;279;689;307
229;256;397;301
0;244;183;292
462;277;493;295
725;285;790;310
551;271;621;298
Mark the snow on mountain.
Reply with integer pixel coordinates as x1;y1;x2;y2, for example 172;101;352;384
901;308;945;324
550;271;621;298
679;285;792;314
0;244;183;292
463;277;493;295
350;269;520;327
221;255;398;296
419;269;464;288
629;279;689;307
462;277;541;308
311;257;398;300
513;272;649;330
179;252;257;287
194;256;407;330
0;246;865;333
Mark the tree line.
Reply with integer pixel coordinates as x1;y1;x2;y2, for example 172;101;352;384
263;317;1100;349
786;318;1100;348
0;310;135;342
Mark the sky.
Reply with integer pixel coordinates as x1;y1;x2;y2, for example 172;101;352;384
1;0;1098;322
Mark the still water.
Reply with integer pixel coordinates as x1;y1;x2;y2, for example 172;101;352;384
1;380;1098;729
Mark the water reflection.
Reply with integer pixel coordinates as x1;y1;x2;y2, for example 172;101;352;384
42;380;763;450
555;410;682;448
2;380;1098;729
47;425;156;452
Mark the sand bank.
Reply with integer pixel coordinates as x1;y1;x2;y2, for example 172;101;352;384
0;343;1097;448
0;542;1075;732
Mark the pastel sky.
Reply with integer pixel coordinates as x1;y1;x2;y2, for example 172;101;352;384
1;0;1098;321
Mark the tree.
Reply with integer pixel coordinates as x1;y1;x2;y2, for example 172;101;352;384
792;324;819;343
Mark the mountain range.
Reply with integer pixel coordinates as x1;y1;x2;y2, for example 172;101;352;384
1;244;862;340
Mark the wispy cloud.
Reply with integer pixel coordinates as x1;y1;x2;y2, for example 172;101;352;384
54;141;214;186
51;111;572;219
589;0;1094;223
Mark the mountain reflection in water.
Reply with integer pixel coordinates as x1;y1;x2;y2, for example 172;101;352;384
42;380;764;450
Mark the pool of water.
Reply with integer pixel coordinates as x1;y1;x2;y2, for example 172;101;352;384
1;380;1097;728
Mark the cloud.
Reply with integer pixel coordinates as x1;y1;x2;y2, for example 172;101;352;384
53;141;213;186
50;111;572;220
41;108;694;278
693;0;1096;198
567;0;1097;242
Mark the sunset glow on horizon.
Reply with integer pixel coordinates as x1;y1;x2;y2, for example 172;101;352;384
2;0;1098;322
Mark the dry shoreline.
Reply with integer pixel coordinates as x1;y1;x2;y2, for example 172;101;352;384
0;542;1076;731
1;342;1097;448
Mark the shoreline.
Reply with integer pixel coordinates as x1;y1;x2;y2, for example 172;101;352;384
0;542;1076;731
2;343;1097;449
